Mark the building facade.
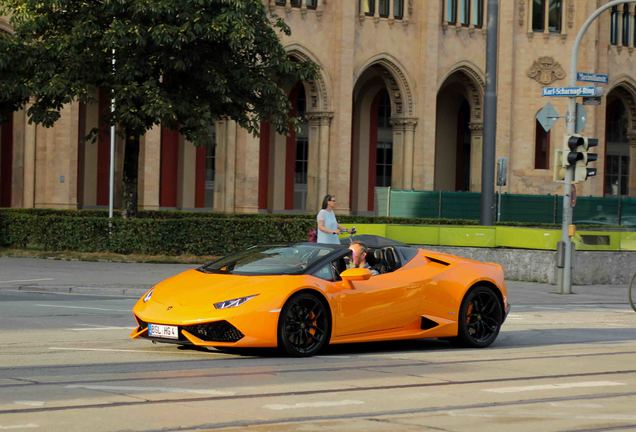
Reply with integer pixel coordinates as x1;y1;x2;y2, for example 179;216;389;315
1;0;636;215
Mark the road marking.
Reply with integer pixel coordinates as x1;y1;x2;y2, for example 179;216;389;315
67;326;134;331
0;278;54;284
48;347;211;355
13;401;45;407
263;400;365;410
36;304;129;312
65;384;234;396
0;425;39;430
484;381;625;393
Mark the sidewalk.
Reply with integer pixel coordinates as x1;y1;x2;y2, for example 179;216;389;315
0;256;631;306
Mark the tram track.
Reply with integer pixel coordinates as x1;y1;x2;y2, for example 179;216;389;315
1;368;635;415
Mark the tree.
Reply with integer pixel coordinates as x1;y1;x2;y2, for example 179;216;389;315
0;0;317;216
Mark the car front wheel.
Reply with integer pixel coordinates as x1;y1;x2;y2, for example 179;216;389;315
456;286;503;348
278;292;330;357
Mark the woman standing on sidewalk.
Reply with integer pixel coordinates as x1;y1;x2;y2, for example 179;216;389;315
316;194;347;244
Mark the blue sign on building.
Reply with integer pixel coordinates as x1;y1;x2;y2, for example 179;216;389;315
576;72;609;84
542;86;601;97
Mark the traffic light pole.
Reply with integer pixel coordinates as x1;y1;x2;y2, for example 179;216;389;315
560;0;635;294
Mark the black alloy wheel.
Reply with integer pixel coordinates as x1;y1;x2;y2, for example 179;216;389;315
456;286;503;348
278;292;330;357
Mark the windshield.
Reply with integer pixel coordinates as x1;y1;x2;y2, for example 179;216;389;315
200;244;338;275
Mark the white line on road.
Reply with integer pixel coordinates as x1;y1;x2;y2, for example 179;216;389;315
0;425;39;430
48;347;211;355
263;400;365;410
13;401;45;407
484;381;625;393
0;278;54;284
67;326;134;331
65;384;234;396
36;304;129;312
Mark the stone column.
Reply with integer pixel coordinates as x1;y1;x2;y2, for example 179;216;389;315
469;122;484;192
306;111;333;212
22;117;37;208
213;119;237;213
628;132;636;197
390;117;417;190
138;125;161;210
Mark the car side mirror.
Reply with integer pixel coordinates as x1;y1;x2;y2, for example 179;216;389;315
340;268;372;288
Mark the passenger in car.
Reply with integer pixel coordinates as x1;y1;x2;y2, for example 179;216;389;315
348;241;379;276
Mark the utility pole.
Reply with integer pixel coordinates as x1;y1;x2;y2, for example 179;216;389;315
481;0;498;226
559;0;636;294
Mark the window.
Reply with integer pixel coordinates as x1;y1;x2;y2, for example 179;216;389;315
394;0;404;19
204;128;216;208
534;119;549;169
276;0;317;9
360;0;404;19
379;0;389;18
293;85;308;211
361;0;375;16
610;6;618;45
444;0;483;28
532;0;562;33
376;90;392;188
622;4;630;46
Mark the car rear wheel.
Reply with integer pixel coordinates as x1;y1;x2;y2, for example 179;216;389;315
456;286;503;348
278;292;330;357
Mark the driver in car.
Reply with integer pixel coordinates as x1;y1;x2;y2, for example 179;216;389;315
348;241;379;276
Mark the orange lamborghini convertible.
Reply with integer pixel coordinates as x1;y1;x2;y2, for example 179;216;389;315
131;235;509;357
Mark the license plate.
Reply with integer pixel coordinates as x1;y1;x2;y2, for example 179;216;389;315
148;323;179;339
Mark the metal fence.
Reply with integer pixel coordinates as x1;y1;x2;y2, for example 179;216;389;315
376;188;636;227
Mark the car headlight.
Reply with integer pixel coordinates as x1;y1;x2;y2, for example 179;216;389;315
143;289;154;303
214;294;258;309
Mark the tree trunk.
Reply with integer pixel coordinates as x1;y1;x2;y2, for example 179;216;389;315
121;132;140;218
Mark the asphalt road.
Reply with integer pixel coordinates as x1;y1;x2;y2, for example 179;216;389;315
0;257;635;431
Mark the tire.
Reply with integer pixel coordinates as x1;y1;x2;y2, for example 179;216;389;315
278;292;330;357
629;272;636;313
456;286;503;348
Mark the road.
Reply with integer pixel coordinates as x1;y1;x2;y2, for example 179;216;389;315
0;257;635;431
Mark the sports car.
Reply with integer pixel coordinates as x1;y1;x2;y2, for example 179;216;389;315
130;235;510;357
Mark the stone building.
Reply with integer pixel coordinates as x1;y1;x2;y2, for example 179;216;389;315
1;0;635;214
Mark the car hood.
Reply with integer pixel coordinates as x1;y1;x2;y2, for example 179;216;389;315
144;268;299;307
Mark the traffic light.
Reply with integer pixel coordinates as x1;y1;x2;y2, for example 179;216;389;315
573;137;599;183
554;134;599;183
565;134;585;166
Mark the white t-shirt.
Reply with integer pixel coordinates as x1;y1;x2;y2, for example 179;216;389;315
317;209;339;244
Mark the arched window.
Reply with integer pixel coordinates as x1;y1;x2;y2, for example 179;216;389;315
622;4;630;46
534;119;550;170
610;6;618;45
532;0;562;33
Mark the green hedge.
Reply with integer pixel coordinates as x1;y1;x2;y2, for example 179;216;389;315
0;209;554;256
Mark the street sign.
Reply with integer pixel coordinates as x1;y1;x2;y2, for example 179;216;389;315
542;86;603;97
496;157;507;186
582;96;602;105
575;103;586;133
536;102;559;132
576;72;609;84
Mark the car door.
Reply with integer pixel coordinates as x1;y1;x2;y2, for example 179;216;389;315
330;265;424;337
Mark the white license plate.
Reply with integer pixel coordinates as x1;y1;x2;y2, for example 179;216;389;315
148;323;179;339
